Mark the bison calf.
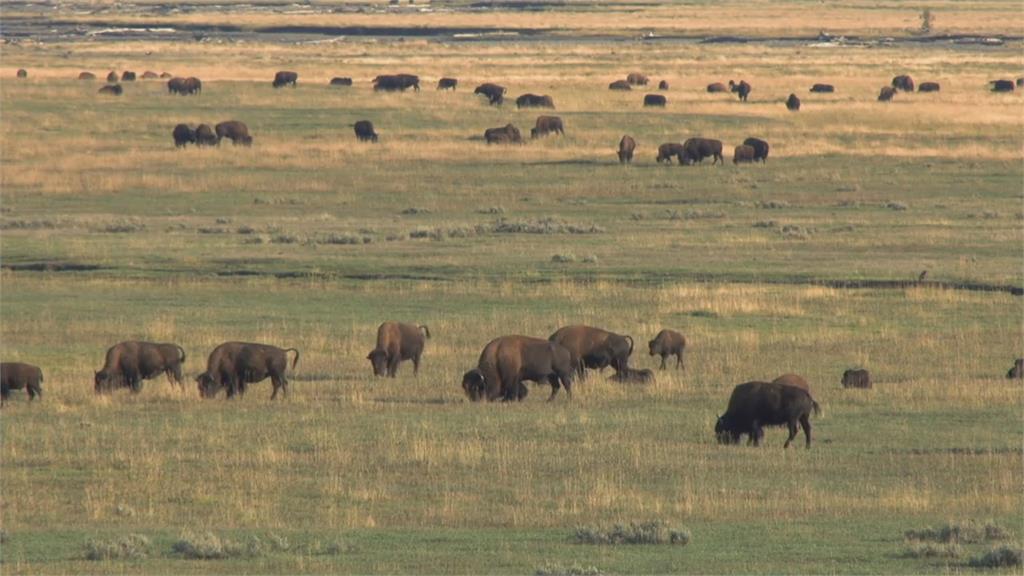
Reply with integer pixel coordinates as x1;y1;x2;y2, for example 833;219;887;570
367;322;431;377
733;144;756;164
610;367;654;384
743;137;769;163
656;142;684;164
878;86;897;102
195;124;218;146
785;93;801;111
1;362;43;407
841;368;871;389
648;329;686;370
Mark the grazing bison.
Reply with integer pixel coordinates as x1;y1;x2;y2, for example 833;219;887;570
367;321;431;377
658;80;669;90
484;124;522;144
841;368;871;389
273;70;298;88
121;71;136;81
772;373;811;393
990;79;1014;92
742;137;769;163
141;71;159;79
610;367;654;384
354;120;378;143
474;83;506;105
215;121;252;146
681;137;724;165
462;335;575;402
626;72;649;86
94;341;187;394
531;115;564;138
1;362;43;407
786;93;801;111
891;75;914;92
437;77;458;90
918;82;940;92
656;142;685;164
98;84;123;96
729;79;751;101
809;83;834;93
16;69;27;78
172;124;196;148
106;71;119;83
196;342;299;400
715;381;820;448
618;135;636;164
878;86;896;102
194;124;218;146
549;325;634;378
330;77;353;86
167;77;186;94
648;329;686;370
515;93;554;109
609;80;632;91
707;82;728;93
733;144;756;164
1007;358;1023;379
373;74;419;92
160;72;173;78
643;94;667;107
168;77;200;95
79;71;97;80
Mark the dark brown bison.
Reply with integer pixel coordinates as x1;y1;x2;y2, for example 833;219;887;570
626;72;649;86
1;362;43;407
173;124;196;148
98;84;123;96
786;93;801;111
681;138;724;165
549;325;634;378
841;368;871;389
918;82;940;92
609;80;632;91
707;82;728;93
648;329;686;370
742;137;769;163
94;341;187;394
273;70;298;88
809;83;834;93
215;120;252;146
461;335;575;402
772;373;811;393
990;79;1014;92
367;322;431;377
373;74;419;92
733;144;756;164
531;116;564;138
141;71;159;79
643;94;666;107
354;120;378;143
878;86;896;102
79;71;97;80
1007;358;1023;379
16;69;27;78
330;77;353;86
729;79;751;101
106;71;119;83
610;367;654;384
195;124;218;146
656;142;685;164
484;124;522;144
516;93;554;109
891;75;914;92
618;135;636;164
168;77;201;95
437;77;458;90
167;77;186;93
121;71;136;81
474;83;506;105
196;342;299;400
715;381;820;448
658;80;669;90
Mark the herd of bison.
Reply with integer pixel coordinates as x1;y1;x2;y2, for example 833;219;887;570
3;322;1022;449
13;67;1024;162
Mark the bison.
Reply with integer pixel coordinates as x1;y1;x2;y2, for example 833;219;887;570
878;86;896;102
367;321;430;377
160;72;173;79
656;142;685;164
626;72;649;86
195;124;218;146
168;77;201;95
918;82;940;92
531;116;564;138
742;137;769;163
648;329;686;370
373;74;419;92
215;120;252;146
474;83;506;105
354;120;378;143
549;325;634;379
461;335;575;402
16;69;27;78
1007;358;1023;379
106;71;119;83
173;124;196;148
273;71;298;88
330;77;353;86
196;341;299;400
715;381;820;449
841;369;871;389
643;94;666;107
990;79;1015;92
892;75;915;92
1018;78;1024;88
809;83;834;93
707;82;728;93
681;137;724;165
658;80;669;90
609;80;632;91
733;144;756;164
785;93;801;111
79;71;97;80
141;71;159;79
437;77;458;90
516;93;554;109
94;341;187;394
1;362;43;407
618;135;636;164
98;84;123;96
484;124;522;144
121;71;136;81
729;79;751;101
610;367;654;384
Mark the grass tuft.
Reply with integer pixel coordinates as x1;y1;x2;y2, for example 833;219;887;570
968;545;1023;568
905;520;1012;544
575;520;690;546
85;534;151;560
535;562;605;576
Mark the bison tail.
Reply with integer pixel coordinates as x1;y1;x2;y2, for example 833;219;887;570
811;400;821;417
420;325;432;339
176;345;187;364
624;335;634;356
285;348;300;369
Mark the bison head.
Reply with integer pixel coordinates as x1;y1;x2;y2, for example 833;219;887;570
367;349;389;377
714;416;741;445
648;340;658;356
461;369;486;401
195;373;221;398
94;370;111;394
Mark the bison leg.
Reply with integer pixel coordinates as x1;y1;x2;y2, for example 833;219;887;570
387;355;400;378
412;354;421;376
270;374;288;400
676;352;684;370
800;414;812;449
783;420;799;449
659;354;667;370
546;375;561;402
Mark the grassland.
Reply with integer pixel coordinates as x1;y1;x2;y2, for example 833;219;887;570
1;1;1023;574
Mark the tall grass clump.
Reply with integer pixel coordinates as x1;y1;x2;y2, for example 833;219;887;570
574;520;690;546
84;534;151;560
